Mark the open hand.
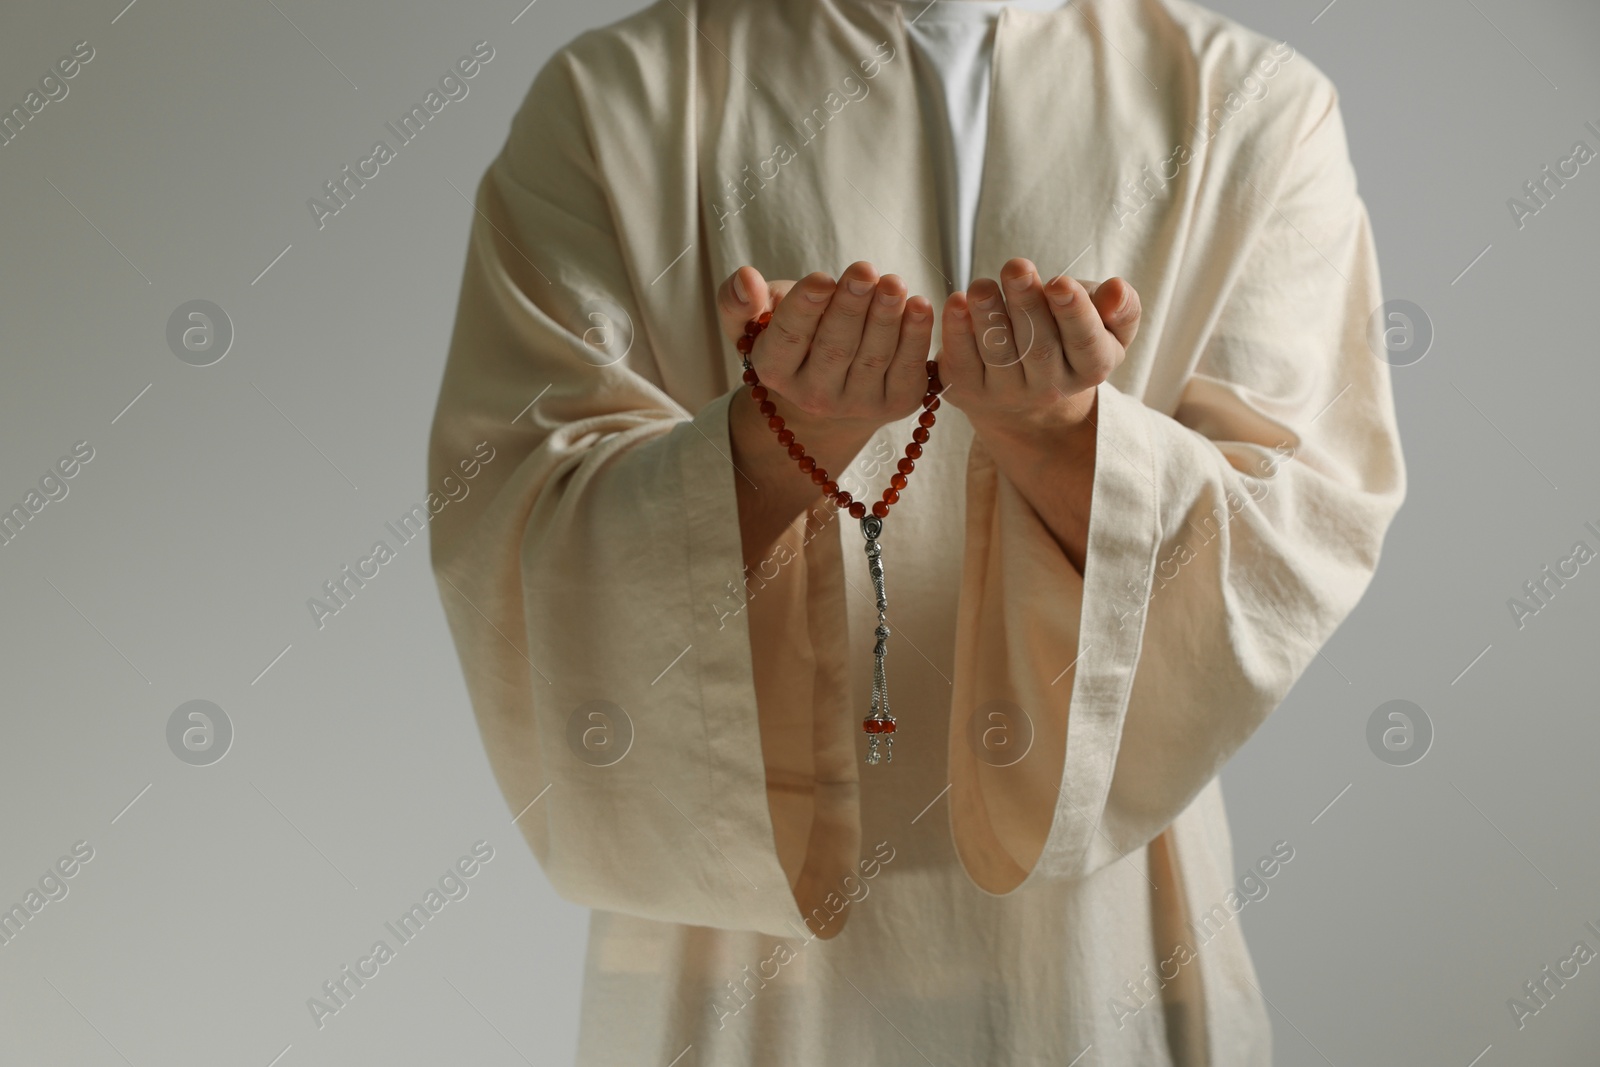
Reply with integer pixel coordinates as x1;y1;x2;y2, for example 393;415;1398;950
716;261;934;438
937;257;1141;436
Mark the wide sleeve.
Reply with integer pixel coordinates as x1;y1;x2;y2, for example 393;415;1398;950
948;87;1406;893
427;48;859;938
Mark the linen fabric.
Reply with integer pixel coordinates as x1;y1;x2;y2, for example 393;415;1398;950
427;0;1405;1063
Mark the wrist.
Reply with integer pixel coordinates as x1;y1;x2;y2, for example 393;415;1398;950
732;385;878;473
968;387;1097;455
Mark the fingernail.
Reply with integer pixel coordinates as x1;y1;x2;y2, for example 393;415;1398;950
951;305;969;322
848;277;873;296
805;286;830;302
1006;273;1032;292
1049;285;1074;307
974;293;997;310
732;272;750;305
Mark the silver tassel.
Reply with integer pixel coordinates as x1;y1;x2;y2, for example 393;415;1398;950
861;515;896;764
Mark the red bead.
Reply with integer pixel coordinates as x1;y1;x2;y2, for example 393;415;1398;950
918;410;936;428
798;456;815;474
863;718;882;734
777;428;795;446
905;442;923;460
822;480;838;496
890;473;907;491
835;491;853;508
882;488;900;505
926;360;939;379
768;416;785;432
922;394;940;412
788;443;806;460
848;502;866;519
881;719;896;734
736;334;755;355
912;426;930;444
871;500;889;518
750;385;768;401
757;311;772;326
811;467;828;486
742;368;759;385
898;457;915;475
758;399;776;418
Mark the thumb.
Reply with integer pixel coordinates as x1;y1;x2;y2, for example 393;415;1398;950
717;266;772;347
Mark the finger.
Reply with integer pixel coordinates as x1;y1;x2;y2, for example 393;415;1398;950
1090;277;1142;352
844;274;908;400
755;271;837;387
968;277;1024;390
937;291;984;401
1043;274;1120;388
884;294;935;411
999;258;1067;390
797;260;879;401
717;266;770;348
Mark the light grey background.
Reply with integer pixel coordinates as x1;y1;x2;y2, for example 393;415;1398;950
0;1;1595;1064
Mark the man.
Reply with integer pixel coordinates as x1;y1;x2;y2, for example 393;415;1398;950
427;0;1404;1063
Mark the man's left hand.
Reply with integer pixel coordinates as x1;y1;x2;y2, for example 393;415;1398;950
937;257;1141;440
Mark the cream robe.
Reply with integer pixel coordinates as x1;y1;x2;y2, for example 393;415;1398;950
427;0;1406;1063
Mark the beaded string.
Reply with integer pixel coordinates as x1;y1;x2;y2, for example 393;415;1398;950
738;312;942;764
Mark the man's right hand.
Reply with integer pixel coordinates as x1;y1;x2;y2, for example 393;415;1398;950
716;261;934;557
717;261;934;440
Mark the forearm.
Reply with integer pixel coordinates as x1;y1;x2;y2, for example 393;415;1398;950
967;391;1100;575
728;385;875;568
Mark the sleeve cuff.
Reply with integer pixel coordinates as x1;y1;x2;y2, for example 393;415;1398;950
679;387;862;939
948;382;1163;893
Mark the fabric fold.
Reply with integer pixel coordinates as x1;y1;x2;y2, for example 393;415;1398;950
947;84;1404;895
427;51;860;940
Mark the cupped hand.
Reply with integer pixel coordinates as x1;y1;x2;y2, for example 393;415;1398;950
937;257;1141;436
717;261;934;438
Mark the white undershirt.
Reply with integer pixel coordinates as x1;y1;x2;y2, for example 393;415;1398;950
894;0;1071;289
